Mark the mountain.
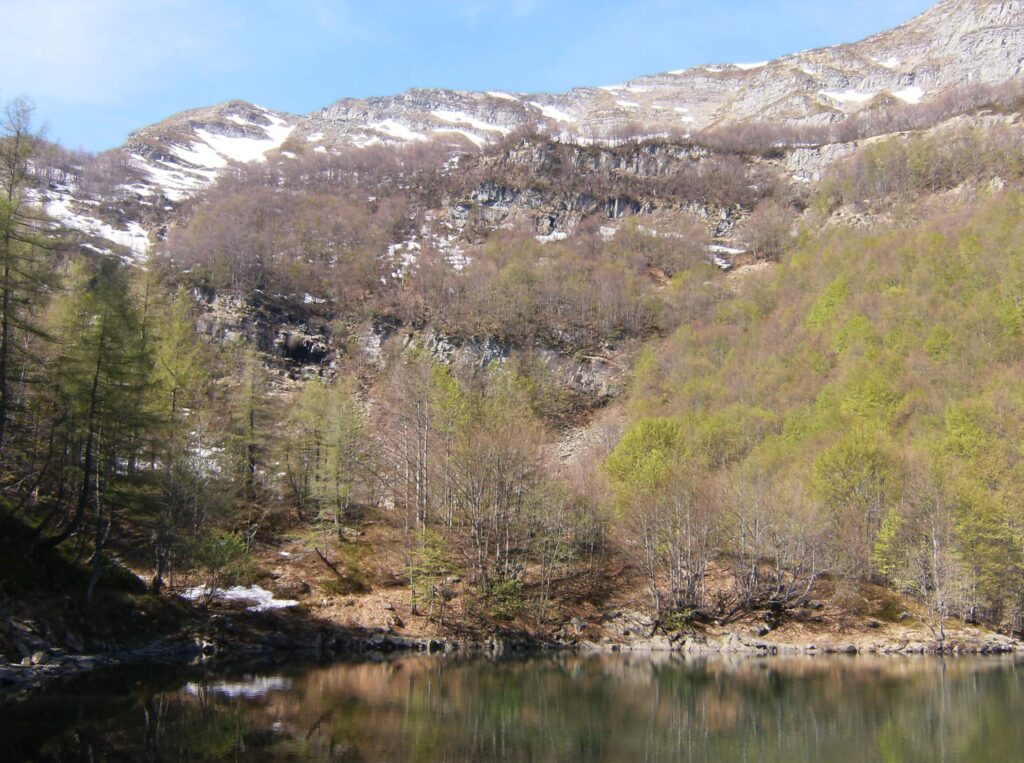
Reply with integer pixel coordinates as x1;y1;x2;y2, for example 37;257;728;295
112;2;1021;197
40;0;1024;257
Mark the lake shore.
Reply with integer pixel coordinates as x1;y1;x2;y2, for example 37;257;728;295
3;599;1022;702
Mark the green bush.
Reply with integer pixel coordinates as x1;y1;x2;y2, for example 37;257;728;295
485;578;526;621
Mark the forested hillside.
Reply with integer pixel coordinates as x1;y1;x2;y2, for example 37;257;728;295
5;0;1024;665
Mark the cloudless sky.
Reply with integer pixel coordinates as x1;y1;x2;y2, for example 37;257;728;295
0;0;937;152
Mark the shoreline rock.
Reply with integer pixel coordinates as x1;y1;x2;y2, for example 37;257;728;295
3;615;1022;702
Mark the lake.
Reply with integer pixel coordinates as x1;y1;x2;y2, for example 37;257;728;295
4;653;1023;761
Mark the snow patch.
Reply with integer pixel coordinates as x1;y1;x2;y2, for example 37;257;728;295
131;155;216;202
707;245;744;271
819;89;877;104
193;124;294;164
536;231;568;244
487;91;519;101
891;85;924;104
370;119;427;142
432;110;510;134
528;102;577;123
734;61;768;70
387;240;421;276
708;244;746;255
171;141;228;170
180;585;299;612
46;195;150;259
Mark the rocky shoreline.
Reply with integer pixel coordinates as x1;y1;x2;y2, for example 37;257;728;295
3;609;1022;702
576;630;1024;657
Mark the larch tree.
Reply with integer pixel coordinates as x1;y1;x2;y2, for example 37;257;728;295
148;285;213;593
43;258;153;600
0;97;55;462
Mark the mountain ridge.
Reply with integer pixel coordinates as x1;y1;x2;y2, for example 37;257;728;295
120;1;1024;195
39;0;1024;258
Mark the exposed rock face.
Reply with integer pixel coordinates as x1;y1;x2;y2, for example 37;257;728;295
360;327;626;404
193;290;333;376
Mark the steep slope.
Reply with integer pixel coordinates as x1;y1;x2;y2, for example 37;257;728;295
125;100;298;202
44;0;1024;255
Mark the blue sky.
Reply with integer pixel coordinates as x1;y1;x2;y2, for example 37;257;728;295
0;0;936;152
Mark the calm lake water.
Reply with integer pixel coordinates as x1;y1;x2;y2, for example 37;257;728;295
5;653;1024;762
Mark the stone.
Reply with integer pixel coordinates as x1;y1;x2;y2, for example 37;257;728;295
633;635;673;651
720;633;746;653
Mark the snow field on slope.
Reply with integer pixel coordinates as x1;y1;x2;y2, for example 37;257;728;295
45;195;150;259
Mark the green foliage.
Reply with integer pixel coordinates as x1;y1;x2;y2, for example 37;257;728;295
617;190;1024;623
194;531;251;588
284;375;369;535
811;427;896;510
838;368;903;424
689;405;776;468
603;417;684;496
943;405;987;458
820;123;1024;210
409;529;453;618
833;314;879;355
660;608;698;633
924;325;954;359
321;544;370;596
806;276;848;329
872;508;904;579
484;578;526;621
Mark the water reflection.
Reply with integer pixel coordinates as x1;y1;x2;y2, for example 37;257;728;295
6;654;1024;761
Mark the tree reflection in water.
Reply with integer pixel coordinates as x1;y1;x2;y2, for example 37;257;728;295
5;654;1023;762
